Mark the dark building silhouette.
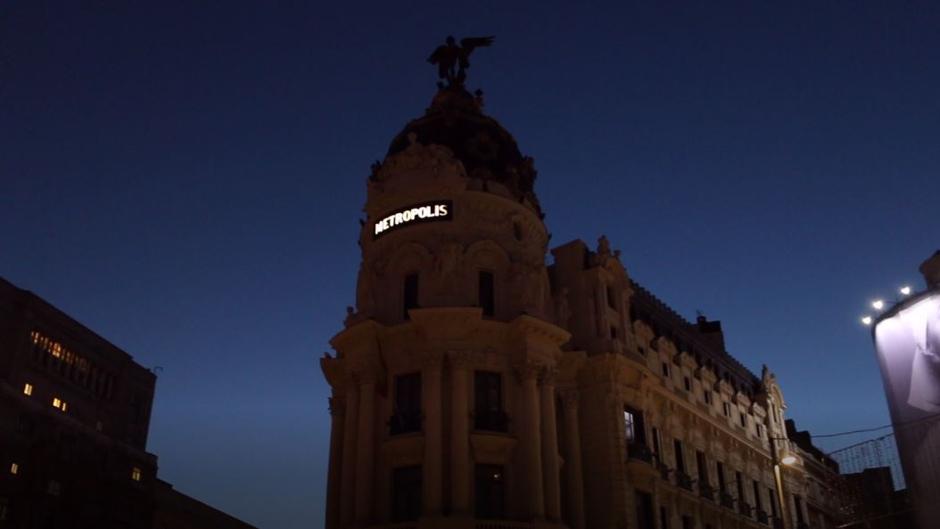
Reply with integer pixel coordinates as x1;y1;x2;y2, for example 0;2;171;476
0;277;256;529
840;468;915;529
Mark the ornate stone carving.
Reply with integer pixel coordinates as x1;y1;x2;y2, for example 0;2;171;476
560;389;579;408
540;366;558;386
447;350;474;370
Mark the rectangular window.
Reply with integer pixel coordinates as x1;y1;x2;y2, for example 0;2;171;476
391;372;422;435
659;506;669;529
9;463;18;475
607;286;617;309
736;471;745;504
391;466;422;522
610;325;618;339
769;488;778;518
652;427;662;460
403;273;419;319
673;439;686;473
661;362;670;378
52;397;67;412
635;491;655;529
475;465;506;519
717;462;727;493
740;413;747;428
23;383;33;396
723;402;731;417
696;451;708;486
753;480;762;511
478;271;495;317
624;407;646;446
793;495;805;524
683;377;691;392
474;371;506;432
131;467;142;482
704;390;712;404
681;515;694;529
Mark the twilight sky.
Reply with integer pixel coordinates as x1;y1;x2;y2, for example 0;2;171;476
1;1;938;527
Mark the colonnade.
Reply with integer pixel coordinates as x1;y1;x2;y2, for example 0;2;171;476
326;356;586;529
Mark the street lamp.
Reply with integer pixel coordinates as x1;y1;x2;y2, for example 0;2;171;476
770;436;798;529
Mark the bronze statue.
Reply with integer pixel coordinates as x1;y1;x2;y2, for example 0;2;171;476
428;35;494;88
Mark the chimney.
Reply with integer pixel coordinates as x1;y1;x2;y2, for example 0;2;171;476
920;250;940;289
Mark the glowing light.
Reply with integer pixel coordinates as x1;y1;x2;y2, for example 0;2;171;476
781;455;797;466
23;383;33;396
131;467;142;482
861;316;873;326
900;286;912;296
872;300;885;310
10;463;18;475
52;397;67;412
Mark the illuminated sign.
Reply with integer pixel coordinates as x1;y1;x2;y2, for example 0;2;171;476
373;200;452;239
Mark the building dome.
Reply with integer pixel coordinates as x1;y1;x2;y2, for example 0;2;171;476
383;87;543;216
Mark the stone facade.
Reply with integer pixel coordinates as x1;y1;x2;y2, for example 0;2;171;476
321;86;843;529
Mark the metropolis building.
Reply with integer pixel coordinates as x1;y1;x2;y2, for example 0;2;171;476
320;79;844;529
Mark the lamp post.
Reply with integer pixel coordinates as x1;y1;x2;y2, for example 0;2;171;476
770;436;797;529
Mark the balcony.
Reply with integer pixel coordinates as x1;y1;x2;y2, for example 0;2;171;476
676;472;694;491
756;510;769;525
698;483;715;501
388;411;422;436
627;443;654;464
719;492;735;509
656;461;671;482
738;502;753;517
474;410;510;433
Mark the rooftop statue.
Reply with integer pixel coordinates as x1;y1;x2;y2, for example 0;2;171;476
428;35;494;89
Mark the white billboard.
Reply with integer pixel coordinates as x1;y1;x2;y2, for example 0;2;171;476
873;291;940;528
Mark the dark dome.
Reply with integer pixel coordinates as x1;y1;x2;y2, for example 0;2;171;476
384;87;542;216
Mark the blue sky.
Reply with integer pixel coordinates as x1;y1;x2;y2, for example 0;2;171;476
1;1;938;527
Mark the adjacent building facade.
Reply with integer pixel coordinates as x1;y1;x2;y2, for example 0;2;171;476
0;277;256;529
320;85;844;529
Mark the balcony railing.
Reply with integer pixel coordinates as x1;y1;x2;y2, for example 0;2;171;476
388;411;422;435
676;471;694;491
627;443;654;464
756;510;769;525
698;483;715;501
656;461;671;482
473;410;510;433
719;492;735;509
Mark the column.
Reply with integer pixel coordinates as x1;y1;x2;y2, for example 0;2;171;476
340;382;359;526
450;351;472;515
518;362;545;519
325;396;345;529
423;355;443;516
561;390;585;529
540;369;562;521
355;374;376;524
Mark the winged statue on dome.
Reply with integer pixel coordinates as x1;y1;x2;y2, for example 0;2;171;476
427;35;495;88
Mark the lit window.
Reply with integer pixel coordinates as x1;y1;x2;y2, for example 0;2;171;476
9;463;18;475
96;420;103;432
52;397;68;412
23;383;33;396
131;467;142;481
47;480;61;496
